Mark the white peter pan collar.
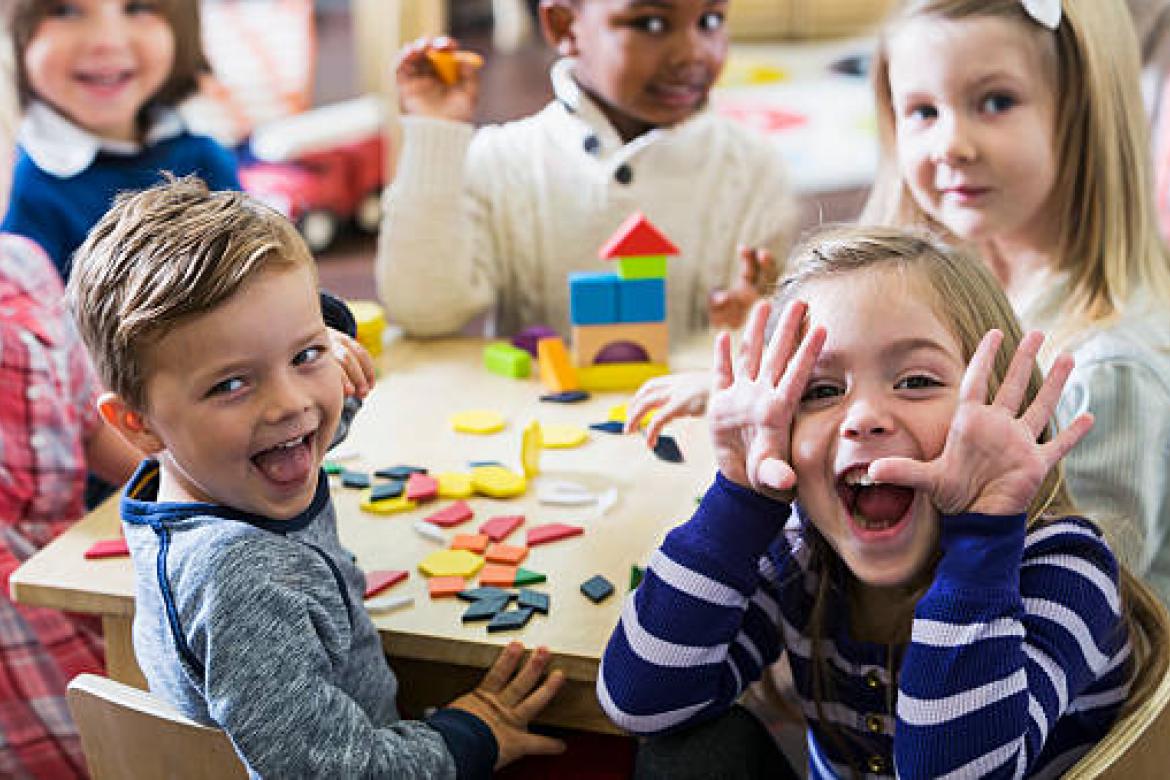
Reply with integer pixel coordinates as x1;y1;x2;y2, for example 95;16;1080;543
18;101;185;177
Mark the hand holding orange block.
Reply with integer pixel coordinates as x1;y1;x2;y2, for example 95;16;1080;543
425;49;484;86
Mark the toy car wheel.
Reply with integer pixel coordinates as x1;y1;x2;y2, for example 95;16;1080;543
298;209;339;253
355;189;383;233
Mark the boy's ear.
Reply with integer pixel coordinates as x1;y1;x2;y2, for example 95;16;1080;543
538;0;579;56
98;392;164;454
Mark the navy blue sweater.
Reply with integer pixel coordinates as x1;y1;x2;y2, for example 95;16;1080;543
599;474;1132;778
2;131;239;279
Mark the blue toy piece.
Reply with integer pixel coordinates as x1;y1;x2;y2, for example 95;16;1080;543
375;465;427;480
589;421;625;434
487;606;536;632
517;588;550;614
580;574;615;603
653;435;684;463
370;480;405;500
540;390;591;403
462;595;512;622
569;272;619;325
341;470;371;489
457;587;515;603
617;278;666;323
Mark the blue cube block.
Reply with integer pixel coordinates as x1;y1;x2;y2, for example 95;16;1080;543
617;278;665;323
569;272;619;325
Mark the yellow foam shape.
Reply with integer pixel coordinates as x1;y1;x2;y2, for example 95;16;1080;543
359;493;418;515
450;409;506;435
521;420;541;478
418;549;484;578
470;465;527;498
577;363;669;392
436;471;475;499
540;423;589;449
606;403;656;428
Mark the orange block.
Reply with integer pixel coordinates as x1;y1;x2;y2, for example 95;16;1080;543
428;576;466;598
480;564;519;587
451;533;490;553
537;337;579;392
485;543;528;565
425;49;484;86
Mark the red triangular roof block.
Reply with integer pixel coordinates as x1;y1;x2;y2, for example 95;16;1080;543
598;212;680;259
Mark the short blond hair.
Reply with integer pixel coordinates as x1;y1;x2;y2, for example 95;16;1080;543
863;0;1170;343
67;176;315;412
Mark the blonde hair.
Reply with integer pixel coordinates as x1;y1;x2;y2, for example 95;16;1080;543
771;225;1166;774
67;176;315;412
5;0;208;117
863;0;1170;344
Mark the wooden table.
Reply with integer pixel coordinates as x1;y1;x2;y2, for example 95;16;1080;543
11;337;716;734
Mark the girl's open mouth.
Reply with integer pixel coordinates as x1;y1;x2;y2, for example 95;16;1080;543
836;468;916;539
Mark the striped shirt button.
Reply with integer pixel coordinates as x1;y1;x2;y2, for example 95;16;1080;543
865;713;883;733
27;385;41;400
29;432;46;450
867;755;887;773
864;670;881;689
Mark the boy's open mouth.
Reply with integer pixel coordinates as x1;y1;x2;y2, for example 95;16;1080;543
251;432;315;485
75;70;134;89
836;466;915;533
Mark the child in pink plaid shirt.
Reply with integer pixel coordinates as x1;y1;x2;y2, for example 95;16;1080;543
0;233;141;779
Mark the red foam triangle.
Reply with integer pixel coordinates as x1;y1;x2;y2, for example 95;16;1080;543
363;569;408;597
598;212;679;259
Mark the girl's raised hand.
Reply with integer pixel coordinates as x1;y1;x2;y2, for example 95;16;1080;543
709;300;825;502
708;246;777;329
869;330;1094;516
395;36;480;122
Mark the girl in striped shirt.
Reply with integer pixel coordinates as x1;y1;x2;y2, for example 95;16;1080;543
599;226;1165;779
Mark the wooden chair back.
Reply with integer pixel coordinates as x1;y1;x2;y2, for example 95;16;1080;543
67;674;247;780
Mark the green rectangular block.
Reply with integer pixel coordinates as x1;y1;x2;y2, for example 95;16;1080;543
615;255;668;280
483;342;531;378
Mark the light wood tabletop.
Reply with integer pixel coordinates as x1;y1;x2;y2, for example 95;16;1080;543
11;336;717;734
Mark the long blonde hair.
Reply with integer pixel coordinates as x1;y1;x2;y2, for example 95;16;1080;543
863;0;1170;344
770;225;1166;775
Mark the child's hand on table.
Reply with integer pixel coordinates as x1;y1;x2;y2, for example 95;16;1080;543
396;36;481;123
708;246;776;330
709;299;825;503
328;329;375;399
868;330;1094;516
626;370;712;448
448;642;566;768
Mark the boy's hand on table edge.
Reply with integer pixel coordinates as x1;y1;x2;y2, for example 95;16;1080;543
447;642;567;768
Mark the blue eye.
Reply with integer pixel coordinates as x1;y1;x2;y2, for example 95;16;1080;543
908;104;938;122
981;93;1016;114
208;377;245;397
46;3;81;18
294;345;325;367
895;375;941;390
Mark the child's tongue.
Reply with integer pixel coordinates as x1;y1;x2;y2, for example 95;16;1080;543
854;485;915;527
252;438;312;484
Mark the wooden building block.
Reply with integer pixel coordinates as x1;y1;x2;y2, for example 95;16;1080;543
480;563;519;587
526;523;584;546
617;278;666;323
485;543;528;565
479;515;524;542
428;576;467;598
571;321;669;366
537;337;580;392
363;569;408;597
424;500;474;528
568;272;619;325
483;342;531;378
451;534;490;553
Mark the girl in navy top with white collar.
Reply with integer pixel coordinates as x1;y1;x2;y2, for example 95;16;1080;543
1;0;238;278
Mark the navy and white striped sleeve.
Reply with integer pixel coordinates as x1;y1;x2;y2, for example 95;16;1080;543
896;514;1128;779
598;473;791;735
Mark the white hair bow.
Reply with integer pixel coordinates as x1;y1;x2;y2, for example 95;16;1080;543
1020;0;1061;29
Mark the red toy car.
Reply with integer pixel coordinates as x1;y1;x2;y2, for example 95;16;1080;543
240;96;387;253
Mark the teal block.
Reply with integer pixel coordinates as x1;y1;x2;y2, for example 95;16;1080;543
616;255;667;280
569;272;619;324
483;342;531;378
617;278;665;323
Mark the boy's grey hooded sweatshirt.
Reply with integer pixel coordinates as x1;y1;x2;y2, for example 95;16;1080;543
121;461;496;778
